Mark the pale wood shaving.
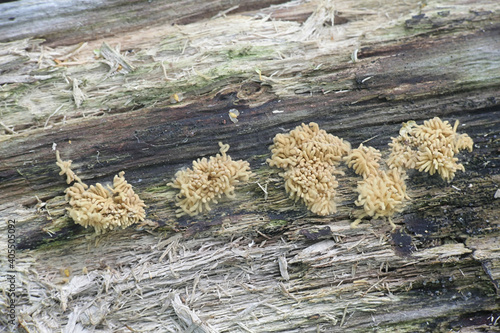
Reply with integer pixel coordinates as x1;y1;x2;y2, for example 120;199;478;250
99;41;135;73
72;78;85;108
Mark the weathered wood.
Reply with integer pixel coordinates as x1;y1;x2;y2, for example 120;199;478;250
1;0;499;332
0;0;289;46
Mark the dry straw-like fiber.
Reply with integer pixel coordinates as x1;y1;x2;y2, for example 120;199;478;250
56;151;146;234
268;122;351;215
169;142;252;217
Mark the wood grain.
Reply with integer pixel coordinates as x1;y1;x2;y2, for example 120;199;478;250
0;0;499;332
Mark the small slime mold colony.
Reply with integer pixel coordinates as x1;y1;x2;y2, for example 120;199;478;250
56;151;146;234
169;142;252;217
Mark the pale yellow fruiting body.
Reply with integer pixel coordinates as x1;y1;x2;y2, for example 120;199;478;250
56;151;146;234
168;142;252;217
387;117;474;182
56;150;85;186
283;160;341;216
345;144;409;229
268;122;351;215
344;143;381;179
351;168;409;230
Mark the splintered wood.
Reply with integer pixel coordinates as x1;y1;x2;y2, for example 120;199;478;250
0;0;499;332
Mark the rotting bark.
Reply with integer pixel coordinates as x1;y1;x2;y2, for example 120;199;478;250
0;0;500;332
0;0;290;46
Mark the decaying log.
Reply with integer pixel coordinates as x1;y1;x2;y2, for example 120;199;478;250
0;0;499;332
0;0;290;46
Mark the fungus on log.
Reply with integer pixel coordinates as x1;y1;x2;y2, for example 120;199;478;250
0;0;499;332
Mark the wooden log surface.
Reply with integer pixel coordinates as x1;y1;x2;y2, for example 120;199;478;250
0;0;290;46
1;0;500;332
